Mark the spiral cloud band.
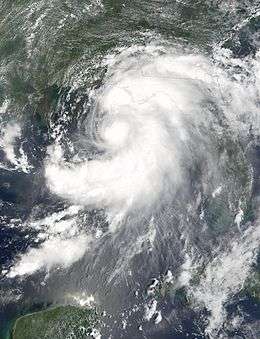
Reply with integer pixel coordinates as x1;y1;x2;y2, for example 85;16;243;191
45;46;255;218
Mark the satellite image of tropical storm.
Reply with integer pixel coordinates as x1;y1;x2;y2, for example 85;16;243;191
0;0;260;338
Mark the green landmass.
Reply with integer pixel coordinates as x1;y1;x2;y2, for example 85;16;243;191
0;0;252;125
11;305;99;339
